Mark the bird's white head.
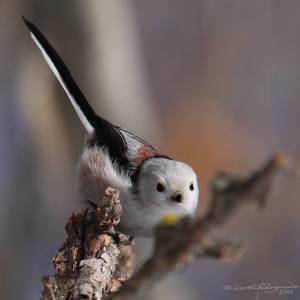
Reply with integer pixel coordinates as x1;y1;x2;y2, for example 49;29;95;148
134;157;199;219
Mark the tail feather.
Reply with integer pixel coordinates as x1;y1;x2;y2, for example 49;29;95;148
23;17;129;170
22;16;97;134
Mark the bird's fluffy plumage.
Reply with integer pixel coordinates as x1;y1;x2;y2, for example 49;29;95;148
23;17;199;237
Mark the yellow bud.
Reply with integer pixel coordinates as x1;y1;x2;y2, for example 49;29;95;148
162;214;180;226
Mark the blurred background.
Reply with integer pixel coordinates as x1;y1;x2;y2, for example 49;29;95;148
1;1;300;299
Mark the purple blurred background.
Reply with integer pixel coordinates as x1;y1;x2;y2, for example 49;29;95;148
1;1;300;299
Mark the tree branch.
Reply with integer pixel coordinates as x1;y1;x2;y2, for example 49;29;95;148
41;154;291;300
41;188;134;300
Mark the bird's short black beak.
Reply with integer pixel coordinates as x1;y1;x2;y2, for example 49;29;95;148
172;193;182;203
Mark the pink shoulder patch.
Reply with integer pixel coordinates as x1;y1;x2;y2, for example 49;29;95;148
134;145;158;167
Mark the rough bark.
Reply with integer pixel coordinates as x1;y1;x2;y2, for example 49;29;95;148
41;188;134;300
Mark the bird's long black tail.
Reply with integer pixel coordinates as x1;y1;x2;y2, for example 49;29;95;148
22;17;128;167
22;16;98;133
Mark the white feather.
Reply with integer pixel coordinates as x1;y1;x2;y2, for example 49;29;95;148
77;146;132;205
30;33;94;134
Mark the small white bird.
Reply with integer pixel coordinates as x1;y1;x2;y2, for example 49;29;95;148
23;17;199;237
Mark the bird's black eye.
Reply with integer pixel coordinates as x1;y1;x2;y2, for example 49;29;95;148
156;182;165;192
190;183;194;191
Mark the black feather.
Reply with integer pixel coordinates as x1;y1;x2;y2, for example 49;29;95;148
22;16;129;169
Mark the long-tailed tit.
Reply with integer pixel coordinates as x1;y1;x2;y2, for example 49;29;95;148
23;17;199;237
